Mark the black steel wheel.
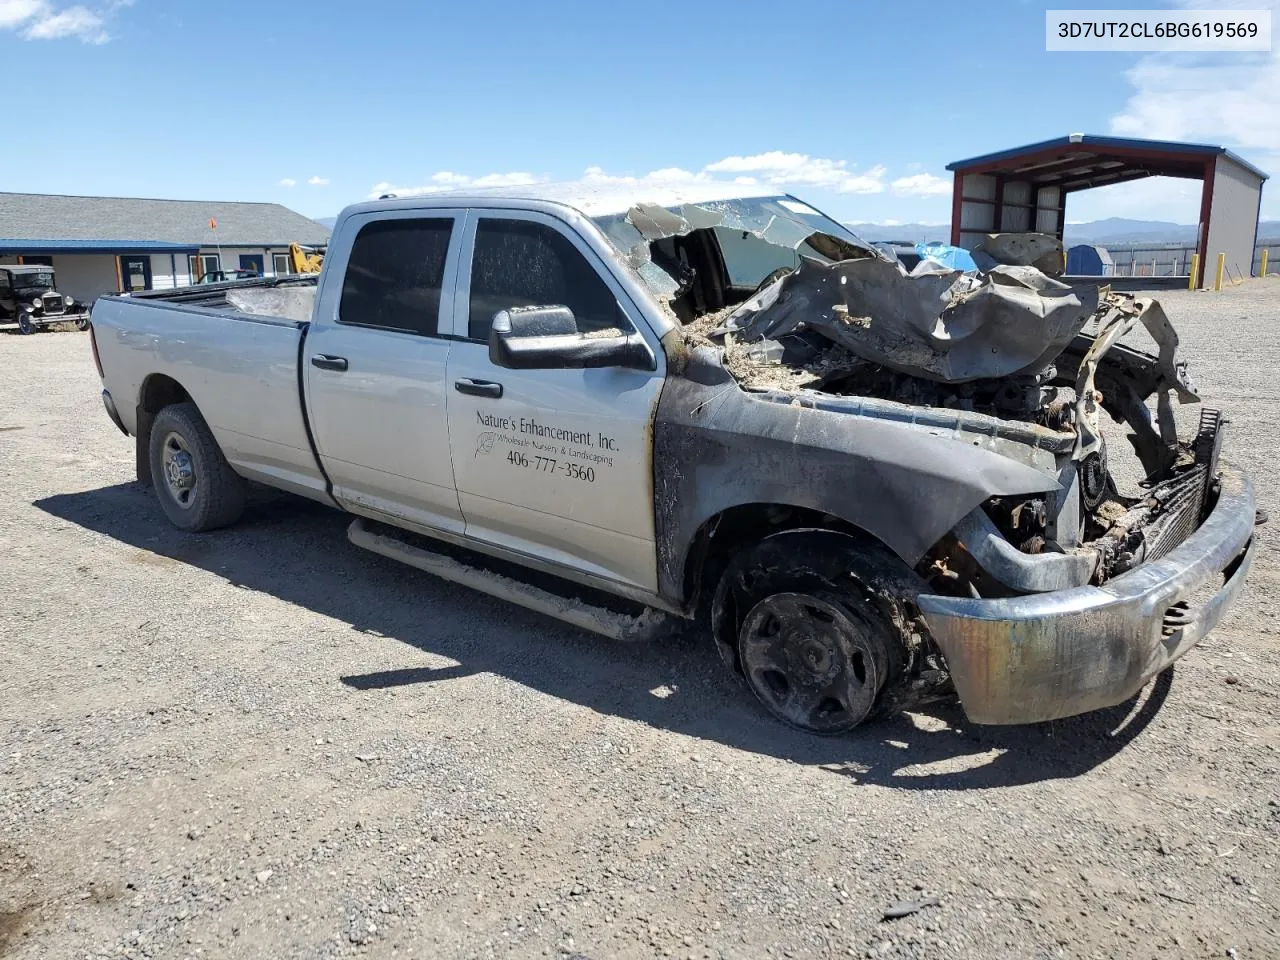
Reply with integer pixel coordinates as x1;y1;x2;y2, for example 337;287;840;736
713;530;920;735
16;313;36;335
738;591;886;734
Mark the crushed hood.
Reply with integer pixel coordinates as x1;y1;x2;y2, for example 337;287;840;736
720;257;1099;384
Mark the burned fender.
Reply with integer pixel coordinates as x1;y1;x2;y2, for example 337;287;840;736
653;345;1064;606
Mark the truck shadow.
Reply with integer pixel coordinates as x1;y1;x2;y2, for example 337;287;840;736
37;483;1173;792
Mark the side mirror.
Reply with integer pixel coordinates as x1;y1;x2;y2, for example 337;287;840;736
488;305;655;371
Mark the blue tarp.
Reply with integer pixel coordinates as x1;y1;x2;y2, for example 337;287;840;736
914;241;978;273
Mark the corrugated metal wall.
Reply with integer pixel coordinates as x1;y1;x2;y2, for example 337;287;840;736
1204;157;1265;286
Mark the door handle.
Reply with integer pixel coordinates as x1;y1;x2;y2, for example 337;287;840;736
454;378;503;399
311;354;348;372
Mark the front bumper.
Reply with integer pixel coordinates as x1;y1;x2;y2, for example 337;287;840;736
917;464;1256;725
29;310;89;326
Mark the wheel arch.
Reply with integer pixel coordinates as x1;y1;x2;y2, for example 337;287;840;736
678;501;895;620
135;373;194;487
706;525;928;727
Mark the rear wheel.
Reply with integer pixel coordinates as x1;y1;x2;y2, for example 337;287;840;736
148;402;246;531
713;531;920;734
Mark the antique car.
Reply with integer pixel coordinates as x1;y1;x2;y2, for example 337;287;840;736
0;265;91;333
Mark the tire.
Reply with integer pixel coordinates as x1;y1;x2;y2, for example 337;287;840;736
17;313;35;335
712;530;921;735
75;316;90;331
148;402;246;532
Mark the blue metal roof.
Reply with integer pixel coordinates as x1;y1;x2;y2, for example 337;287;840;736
0;238;200;254
947;134;1269;181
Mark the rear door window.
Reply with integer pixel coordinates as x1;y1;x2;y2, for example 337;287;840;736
339;218;454;336
467;218;622;340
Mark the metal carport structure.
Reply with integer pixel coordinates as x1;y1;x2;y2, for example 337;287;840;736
946;134;1268;289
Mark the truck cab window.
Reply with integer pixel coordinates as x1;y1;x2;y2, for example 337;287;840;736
468;219;622;340
339;218;453;335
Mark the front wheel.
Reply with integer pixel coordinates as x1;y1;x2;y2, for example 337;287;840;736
16;313;36;334
74;316;90;331
148;402;247;531
713;531;920;735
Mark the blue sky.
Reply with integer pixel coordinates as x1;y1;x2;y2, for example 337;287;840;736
2;0;1276;225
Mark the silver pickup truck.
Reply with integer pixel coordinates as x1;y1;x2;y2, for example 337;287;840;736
89;184;1257;734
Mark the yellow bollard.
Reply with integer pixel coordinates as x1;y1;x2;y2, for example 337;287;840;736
1188;253;1199;290
1215;252;1225;292
1262;248;1270;278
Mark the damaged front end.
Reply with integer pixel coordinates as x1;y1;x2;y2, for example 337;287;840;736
600;193;1254;724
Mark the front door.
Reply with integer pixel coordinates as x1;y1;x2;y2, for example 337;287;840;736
444;211;664;592
303;211;466;534
239;253;265;276
120;256;152;292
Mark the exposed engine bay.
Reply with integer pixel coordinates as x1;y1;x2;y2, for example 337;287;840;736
595;196;1222;598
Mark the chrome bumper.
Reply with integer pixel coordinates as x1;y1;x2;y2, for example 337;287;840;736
31;311;89;324
918;464;1256;725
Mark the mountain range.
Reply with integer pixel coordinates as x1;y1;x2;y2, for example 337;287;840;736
849;217;1280;246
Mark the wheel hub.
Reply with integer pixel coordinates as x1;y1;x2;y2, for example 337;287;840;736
739;592;882;734
161;433;196;506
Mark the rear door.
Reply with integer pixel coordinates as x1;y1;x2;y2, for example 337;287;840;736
303;210;466;534
443;210;664;592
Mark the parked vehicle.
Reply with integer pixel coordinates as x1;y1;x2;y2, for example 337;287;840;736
1;265;91;333
88;186;1256;733
195;268;260;285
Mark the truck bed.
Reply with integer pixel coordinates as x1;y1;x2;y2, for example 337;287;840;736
126;275;319;323
91;278;329;502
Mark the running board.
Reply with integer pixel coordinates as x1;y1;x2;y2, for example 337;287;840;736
347;518;673;642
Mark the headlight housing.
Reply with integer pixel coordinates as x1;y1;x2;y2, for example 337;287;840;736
64;295;74;306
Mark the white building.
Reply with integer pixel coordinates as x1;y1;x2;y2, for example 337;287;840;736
0;192;331;303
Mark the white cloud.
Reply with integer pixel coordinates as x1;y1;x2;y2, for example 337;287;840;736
368;170;544;198
307;176;330;187
837;166;888;195
367;153;901;205
703;151;886;193
890;173;952;197
0;1;44;27
0;0;125;43
1109;0;1278;213
279;178;297;188
25;5;104;41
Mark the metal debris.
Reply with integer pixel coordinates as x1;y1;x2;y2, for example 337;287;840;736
723;257;1098;384
882;893;941;920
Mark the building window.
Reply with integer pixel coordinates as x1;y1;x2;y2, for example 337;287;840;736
187;253;220;281
272;252;292;276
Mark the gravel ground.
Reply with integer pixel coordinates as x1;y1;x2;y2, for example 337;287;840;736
1;283;1278;960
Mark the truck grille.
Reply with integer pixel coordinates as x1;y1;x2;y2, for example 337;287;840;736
1141;409;1223;563
42;295;65;315
1143;465;1209;563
